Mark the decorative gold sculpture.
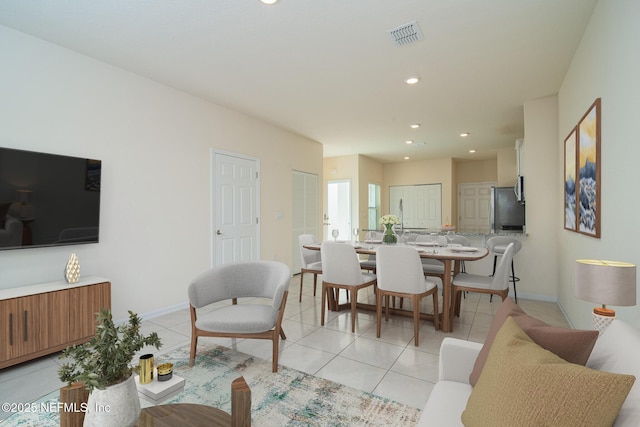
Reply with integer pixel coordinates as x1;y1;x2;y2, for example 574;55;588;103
65;253;80;284
139;354;154;384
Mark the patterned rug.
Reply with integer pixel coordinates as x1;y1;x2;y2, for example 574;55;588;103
3;342;421;426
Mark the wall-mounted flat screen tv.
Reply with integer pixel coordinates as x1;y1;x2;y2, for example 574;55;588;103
0;147;101;250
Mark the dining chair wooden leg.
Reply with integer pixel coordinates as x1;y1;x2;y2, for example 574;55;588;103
453;288;462;317
432;291;439;330
350;287;357;333
331;288;338;309
376;291;383;338
313;273;318;297
413;294;420;346
299;272;305;303
384;295;390;321
321;282;327;326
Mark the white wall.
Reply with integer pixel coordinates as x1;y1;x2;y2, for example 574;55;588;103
519;96;560;301
0;25;323;320
558;0;640;328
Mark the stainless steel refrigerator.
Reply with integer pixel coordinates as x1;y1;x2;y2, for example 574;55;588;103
490;186;525;233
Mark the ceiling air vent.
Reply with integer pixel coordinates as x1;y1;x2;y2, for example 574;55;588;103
387;21;423;46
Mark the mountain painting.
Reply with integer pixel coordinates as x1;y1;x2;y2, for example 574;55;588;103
577;98;601;238
564;128;577;230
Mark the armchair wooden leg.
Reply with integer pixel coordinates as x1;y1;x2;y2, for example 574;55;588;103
272;333;279;373
189;335;198;367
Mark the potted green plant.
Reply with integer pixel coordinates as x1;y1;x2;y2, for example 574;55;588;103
58;309;162;427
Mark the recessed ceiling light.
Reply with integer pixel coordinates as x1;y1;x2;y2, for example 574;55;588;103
260;0;278;4
469;149;476;153
405;140;414;145
405;76;420;85
404;156;411;160
460;132;470;137
410;124;420;129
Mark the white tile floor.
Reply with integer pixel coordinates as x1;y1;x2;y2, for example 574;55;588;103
0;274;569;422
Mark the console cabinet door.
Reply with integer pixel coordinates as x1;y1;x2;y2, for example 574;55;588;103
0;295;47;361
0;299;14;362
47;290;70;348
69;282;111;342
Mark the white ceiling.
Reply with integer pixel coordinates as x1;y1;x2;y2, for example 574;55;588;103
0;0;597;163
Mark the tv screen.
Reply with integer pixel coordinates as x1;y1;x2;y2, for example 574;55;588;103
0;147;101;250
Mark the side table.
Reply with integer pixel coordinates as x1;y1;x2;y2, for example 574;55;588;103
136;403;231;427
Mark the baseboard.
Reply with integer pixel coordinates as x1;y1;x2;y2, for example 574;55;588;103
512;291;558;303
138;302;190;322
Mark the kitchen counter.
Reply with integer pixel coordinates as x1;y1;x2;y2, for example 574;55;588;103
362;229;527;238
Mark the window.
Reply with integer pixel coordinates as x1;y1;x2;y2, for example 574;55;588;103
368;183;380;230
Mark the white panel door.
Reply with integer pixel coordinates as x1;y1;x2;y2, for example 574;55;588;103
292;171;318;274
212;151;259;267
458;182;493;233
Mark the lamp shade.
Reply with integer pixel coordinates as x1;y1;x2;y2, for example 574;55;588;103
575;259;636;307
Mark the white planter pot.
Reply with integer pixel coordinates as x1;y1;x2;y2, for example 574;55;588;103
83;375;140;427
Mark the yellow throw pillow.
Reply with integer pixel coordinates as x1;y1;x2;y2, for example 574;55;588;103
462;317;635;427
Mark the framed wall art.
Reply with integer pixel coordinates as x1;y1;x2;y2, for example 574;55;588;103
564;127;578;231
576;98;601;238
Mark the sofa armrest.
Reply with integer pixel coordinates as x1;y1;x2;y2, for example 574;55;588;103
439;337;483;383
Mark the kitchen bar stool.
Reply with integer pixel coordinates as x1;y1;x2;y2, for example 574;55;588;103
486;236;522;303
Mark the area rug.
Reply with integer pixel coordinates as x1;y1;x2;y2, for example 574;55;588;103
2;342;421;426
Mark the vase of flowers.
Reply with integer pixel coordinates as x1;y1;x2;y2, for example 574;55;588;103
380;214;401;244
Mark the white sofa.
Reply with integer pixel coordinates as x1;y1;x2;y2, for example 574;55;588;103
418;319;640;426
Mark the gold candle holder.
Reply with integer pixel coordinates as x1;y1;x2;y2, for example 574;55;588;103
139;354;154;384
157;363;173;382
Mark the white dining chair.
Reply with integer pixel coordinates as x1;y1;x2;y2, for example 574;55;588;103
486;236;522;302
359;230;382;273
320;241;377;333
298;234;323;303
449;235;471;273
376;245;439;346
452;243;515;316
414;235;446;281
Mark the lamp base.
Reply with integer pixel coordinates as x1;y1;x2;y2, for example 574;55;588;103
593;307;615;317
592;309;616;335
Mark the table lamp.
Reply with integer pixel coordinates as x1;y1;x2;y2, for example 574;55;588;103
575;259;636;334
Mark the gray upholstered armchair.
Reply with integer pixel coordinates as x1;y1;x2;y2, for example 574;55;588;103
188;260;291;373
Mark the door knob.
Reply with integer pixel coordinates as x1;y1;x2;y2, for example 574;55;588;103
216;230;223;235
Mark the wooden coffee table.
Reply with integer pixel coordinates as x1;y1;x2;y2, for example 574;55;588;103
136;403;231;426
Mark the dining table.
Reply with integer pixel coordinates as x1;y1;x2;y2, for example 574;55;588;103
304;241;489;333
